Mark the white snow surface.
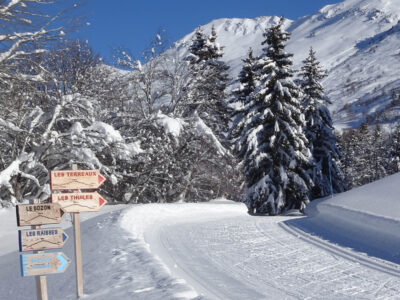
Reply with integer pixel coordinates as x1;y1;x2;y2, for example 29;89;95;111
2;175;400;299
87;121;123;143
154;111;184;138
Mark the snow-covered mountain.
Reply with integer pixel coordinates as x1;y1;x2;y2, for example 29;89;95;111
173;0;400;129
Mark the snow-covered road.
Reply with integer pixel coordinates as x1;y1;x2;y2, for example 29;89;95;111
1;199;400;299
137;203;400;299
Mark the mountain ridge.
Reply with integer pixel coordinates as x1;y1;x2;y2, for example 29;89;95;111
171;0;400;129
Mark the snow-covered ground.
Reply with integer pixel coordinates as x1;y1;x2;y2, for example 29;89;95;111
1;175;400;299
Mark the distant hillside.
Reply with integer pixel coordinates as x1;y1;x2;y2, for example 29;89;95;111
172;0;400;129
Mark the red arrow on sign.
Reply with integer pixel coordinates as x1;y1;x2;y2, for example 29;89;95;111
51;192;107;213
99;196;105;207
98;174;106;186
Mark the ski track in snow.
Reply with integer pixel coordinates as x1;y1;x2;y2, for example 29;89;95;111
144;210;400;299
2;201;400;299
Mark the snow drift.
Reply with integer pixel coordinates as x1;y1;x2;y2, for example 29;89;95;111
296;173;400;263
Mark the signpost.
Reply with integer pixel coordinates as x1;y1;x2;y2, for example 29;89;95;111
16;203;65;226
20;252;70;277
51;165;107;298
16;199;67;300
17;166;107;299
50;170;106;190
18;228;69;252
51;192;107;213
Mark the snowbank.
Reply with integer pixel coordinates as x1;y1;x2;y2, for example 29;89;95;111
299;173;400;263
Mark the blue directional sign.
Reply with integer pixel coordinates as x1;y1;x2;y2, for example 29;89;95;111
20;252;70;277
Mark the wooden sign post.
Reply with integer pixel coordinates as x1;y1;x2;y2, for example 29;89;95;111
72;165;83;298
50;165;107;298
16;197;69;300
17;199;66;300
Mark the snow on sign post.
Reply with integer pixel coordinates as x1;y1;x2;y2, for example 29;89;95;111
50;165;107;298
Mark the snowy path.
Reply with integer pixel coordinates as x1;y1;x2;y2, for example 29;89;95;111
142;207;400;299
2;200;400;299
0;206;198;300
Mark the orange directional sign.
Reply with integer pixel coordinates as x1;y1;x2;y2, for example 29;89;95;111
50;170;106;190
18;228;69;252
51;192;107;213
20;252;70;277
16;203;65;226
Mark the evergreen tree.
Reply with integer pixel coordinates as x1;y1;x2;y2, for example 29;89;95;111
185;26;230;138
337;129;357;189
354;122;372;186
388;123;400;174
300;47;345;198
241;19;313;215
230;48;258;152
371;124;387;181
233;48;257;104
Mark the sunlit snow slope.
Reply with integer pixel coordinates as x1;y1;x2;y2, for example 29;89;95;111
173;0;400;128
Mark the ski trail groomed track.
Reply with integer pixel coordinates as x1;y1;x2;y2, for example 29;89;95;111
279;221;400;278
143;210;400;300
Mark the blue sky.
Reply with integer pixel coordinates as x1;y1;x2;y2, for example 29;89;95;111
76;0;341;63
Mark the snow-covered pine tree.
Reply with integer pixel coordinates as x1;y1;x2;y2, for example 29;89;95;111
371;124;387;181
230;48;258;154
337;129;354;189
185;26;230;138
300;47;345;199
354;122;373;186
188;27;210;62
242;19;313;215
388;123;400;174
234;48;257;104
